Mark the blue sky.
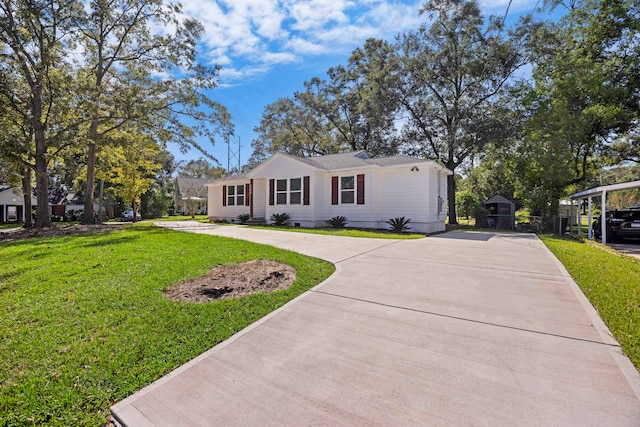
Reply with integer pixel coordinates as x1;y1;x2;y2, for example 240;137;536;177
174;0;546;169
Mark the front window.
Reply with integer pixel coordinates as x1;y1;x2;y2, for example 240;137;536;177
341;176;354;204
290;178;302;205
236;184;245;206
227;185;235;206
276;179;287;205
227;184;245;206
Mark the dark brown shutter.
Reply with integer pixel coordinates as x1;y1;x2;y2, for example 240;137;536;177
303;176;310;205
357;174;365;205
269;179;275;206
245;183;250;206
222;185;227;207
331;176;339;205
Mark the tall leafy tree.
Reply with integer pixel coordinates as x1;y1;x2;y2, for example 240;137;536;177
299;38;400;157
140;148;176;218
251;97;337;161
394;0;526;224
177;157;225;180
516;0;640;217
251;38;400;161
76;0;233;223
0;102;35;227
0;0;82;227
95;130;161;222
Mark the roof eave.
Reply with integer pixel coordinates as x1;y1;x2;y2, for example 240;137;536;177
569;180;640;199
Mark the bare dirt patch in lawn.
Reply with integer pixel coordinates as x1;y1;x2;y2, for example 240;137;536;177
0;223;124;242
165;260;297;303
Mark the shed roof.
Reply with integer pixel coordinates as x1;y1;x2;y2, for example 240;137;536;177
484;195;515;206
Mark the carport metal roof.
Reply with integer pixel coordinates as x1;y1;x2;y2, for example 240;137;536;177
569;179;640;244
569;180;640;200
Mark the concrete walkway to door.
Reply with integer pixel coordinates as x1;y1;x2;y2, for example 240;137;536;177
111;223;640;426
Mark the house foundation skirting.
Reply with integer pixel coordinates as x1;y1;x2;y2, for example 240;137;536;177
207;215;445;234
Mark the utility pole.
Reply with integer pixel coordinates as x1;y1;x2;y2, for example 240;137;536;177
227;136;241;175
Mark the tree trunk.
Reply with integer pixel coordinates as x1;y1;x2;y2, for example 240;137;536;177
33;86;51;228
21;167;33;228
132;198;138;223
34;155;50;228
84;132;98;224
447;173;458;225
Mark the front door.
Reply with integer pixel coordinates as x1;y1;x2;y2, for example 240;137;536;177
252;179;267;219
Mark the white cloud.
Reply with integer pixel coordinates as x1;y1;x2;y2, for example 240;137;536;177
181;0;536;83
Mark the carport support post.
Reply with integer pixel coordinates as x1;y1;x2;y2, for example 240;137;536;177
588;197;593;240
577;201;581;237
569;203;573;235
601;190;607;245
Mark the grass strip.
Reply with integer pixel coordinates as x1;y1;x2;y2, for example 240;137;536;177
540;235;640;370
0;224;334;426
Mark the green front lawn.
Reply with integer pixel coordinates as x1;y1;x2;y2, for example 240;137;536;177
540;235;640;370
0;225;334;426
149;214;209;223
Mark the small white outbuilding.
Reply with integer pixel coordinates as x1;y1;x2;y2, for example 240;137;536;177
206;151;452;234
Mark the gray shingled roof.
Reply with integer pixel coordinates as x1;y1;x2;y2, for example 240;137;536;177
211;174;248;183
296;150;428;170
484;195;515;205
302;151;371;170
239;151;442;181
369;156;425;166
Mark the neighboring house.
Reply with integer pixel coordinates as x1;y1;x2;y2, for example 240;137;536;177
0;185;37;223
176;177;208;215
206;151;452;233
49;192;99;220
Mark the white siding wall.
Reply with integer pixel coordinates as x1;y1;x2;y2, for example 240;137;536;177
207;181;250;222
314;171;375;228
253;156;317;226
375;168;428;221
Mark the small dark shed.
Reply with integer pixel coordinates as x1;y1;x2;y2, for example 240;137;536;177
483;195;515;230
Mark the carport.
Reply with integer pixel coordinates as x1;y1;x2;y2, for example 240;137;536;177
569;180;640;245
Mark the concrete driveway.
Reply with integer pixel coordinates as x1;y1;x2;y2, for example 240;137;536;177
606;240;640;260
112;223;640;426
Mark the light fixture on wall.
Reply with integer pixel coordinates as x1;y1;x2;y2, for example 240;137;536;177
411;166;419;172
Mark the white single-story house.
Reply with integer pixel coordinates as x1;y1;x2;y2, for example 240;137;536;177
206;151;452;234
0;185;37;223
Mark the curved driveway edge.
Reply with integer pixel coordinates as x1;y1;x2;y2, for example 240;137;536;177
112;223;640;426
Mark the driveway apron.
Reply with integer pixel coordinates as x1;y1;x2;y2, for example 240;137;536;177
112;223;640;426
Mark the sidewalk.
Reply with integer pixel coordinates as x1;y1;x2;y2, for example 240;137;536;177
112;224;640;426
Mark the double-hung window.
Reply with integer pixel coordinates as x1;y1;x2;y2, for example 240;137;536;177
289;178;302;205
275;178;302;205
270;176;310;206
226;184;245;206
340;176;355;204
276;179;287;204
331;174;364;205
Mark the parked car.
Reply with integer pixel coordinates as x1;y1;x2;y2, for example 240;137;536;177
121;210;141;221
593;208;640;241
